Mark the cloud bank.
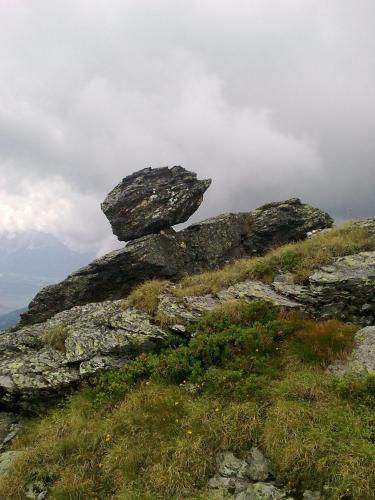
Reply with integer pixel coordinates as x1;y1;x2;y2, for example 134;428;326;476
0;0;374;251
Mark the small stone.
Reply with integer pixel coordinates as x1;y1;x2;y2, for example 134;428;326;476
302;491;321;500
0;450;24;475
25;481;47;500
246;446;272;481
235;482;292;500
101;166;211;241
217;452;249;479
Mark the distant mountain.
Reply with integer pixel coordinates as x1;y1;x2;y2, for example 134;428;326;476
0;307;26;330
0;231;95;315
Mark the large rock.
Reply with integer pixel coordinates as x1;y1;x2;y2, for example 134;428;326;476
0;300;169;411
20;199;332;326
274;251;375;325
101;166;211;241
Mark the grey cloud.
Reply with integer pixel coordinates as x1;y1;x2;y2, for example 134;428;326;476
0;0;374;250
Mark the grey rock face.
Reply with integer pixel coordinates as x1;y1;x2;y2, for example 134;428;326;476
274;251;375;326
327;325;375;376
101;166;211;241
21;198;331;326
0;300;169;411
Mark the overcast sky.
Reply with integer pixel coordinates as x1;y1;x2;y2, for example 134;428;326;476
0;0;374;253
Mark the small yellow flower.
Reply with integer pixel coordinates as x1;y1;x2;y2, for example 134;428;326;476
215;408;220;412
175;419;179;423
105;434;111;442
187;430;193;435
175;401;179;405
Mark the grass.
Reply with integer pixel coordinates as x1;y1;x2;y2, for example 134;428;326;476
42;324;69;352
127;279;170;314
1;300;373;499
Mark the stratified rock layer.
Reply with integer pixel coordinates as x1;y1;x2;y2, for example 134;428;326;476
20;199;332;326
0;301;169;411
101;166;211;241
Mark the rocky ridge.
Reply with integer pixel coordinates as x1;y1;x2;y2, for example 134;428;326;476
20;195;333;326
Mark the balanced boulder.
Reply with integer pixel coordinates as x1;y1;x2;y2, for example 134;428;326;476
101;166;211;241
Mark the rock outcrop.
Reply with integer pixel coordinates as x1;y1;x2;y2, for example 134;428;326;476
0;301;168;411
20;198;332;326
101;166;211;241
1;280;302;410
274;251;375;326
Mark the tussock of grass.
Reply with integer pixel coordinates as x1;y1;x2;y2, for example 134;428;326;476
175;223;375;296
0;301;372;499
42;324;68;352
263;397;375;499
127;279;170;315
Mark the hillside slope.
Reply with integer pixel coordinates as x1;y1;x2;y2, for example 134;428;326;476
0;222;374;500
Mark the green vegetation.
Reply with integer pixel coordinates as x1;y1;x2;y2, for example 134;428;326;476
1;300;373;499
42;324;69;352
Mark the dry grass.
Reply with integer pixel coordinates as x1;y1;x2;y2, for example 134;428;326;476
175;223;375;296
0;385;261;500
127;279;170;315
42;324;68;352
263;397;375;499
292;319;357;365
